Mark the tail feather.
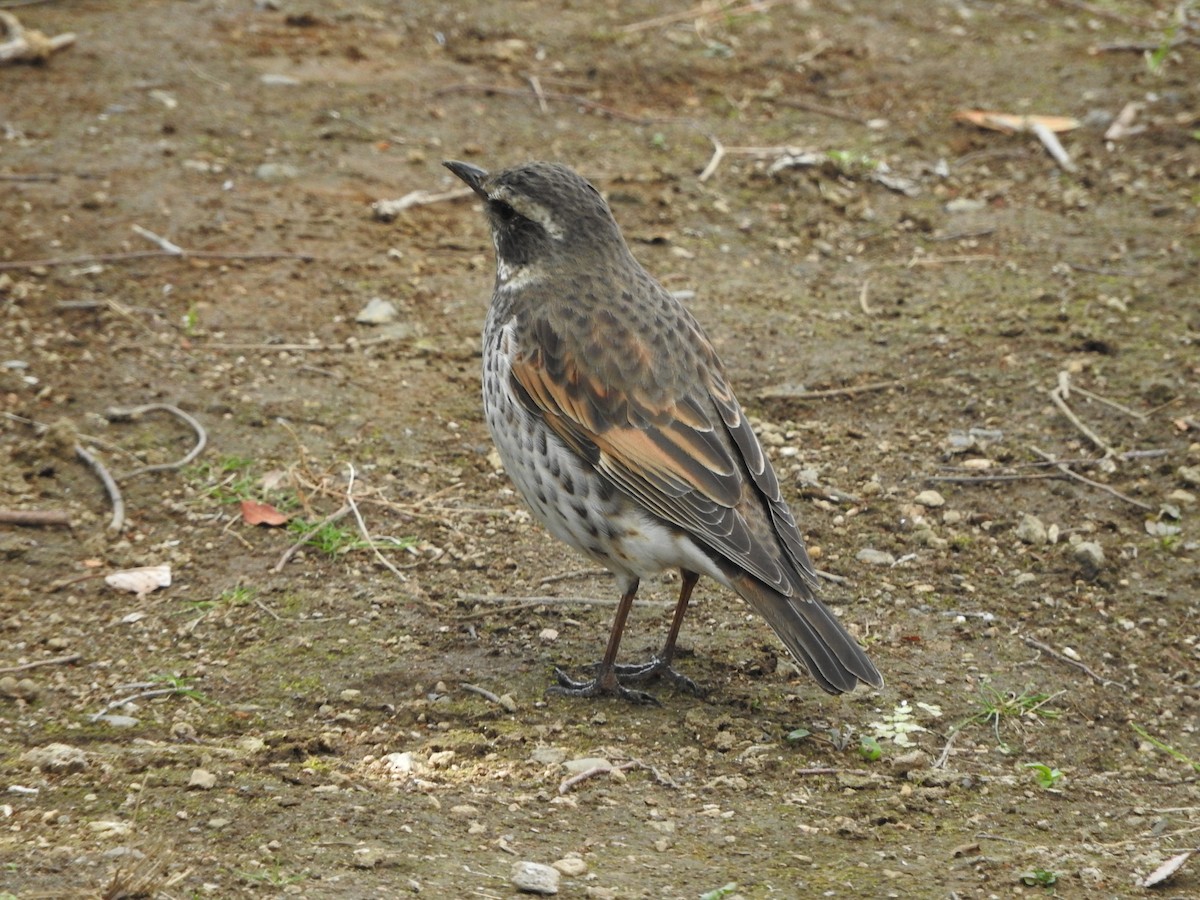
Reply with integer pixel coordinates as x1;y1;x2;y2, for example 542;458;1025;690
728;573;882;694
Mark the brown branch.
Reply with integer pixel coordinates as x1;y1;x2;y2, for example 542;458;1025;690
0;653;81;674
759;379;904;400
104;404;208;476
1028;446;1153;511
0;509;71;526
74;444;124;532
1022;635;1125;688
0;249;314;271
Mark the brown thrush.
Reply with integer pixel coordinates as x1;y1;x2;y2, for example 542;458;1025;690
445;159;882;703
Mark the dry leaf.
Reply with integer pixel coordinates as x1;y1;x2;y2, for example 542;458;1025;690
105;565;172;597
240;499;290;526
954;109;1082;134
1143;847;1196;887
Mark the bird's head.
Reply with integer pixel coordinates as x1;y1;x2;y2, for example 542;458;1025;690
444;160;625;284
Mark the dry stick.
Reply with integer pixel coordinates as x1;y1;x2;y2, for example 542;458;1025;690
0;653;81;675
933;727;961;769
539;567;608;586
273;503;351;572
929;473;1063;484
698;134;725;183
1048;371;1117;457
460;594;674;608
345;463;408;582
0;509;71;526
558;761;637;795
1070;385;1149;421
0;10;75;63
89;687;183;722
460;682;503;704
526;74;549;114
74;444;124;532
131;224;184;255
619;0;789;33
1022;635;1126;688
0;249;314;272
1029;445;1153;511
759;379;904;400
104;403;208;476
772;96;869;125
858;279;873;316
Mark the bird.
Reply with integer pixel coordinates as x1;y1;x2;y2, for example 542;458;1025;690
444;159;882;703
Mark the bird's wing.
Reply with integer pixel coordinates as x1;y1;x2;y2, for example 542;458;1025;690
508;310;818;598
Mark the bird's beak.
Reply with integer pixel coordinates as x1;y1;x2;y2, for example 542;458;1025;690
444;160;489;199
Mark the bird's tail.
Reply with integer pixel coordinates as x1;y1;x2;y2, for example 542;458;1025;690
727;573;882;694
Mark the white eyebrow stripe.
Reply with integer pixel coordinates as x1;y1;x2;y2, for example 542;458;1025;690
489;186;565;240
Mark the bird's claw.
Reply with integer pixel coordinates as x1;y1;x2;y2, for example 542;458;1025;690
611;656;704;696
548;666;661;705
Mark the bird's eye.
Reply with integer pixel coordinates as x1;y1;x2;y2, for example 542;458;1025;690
491;199;517;222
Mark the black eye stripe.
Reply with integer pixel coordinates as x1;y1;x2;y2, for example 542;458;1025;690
491;199;517;221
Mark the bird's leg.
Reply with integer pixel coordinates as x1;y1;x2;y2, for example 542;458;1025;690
550;577;659;704
612;569;702;695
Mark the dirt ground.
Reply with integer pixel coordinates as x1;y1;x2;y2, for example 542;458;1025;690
2;1;1198;897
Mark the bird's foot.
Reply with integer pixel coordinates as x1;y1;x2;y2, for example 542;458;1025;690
548;666;661;706
612;656;704;696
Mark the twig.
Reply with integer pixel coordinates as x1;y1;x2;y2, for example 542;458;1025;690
89;687;186;722
558;761;638;795
460;682;502;704
130;224;183;255
1029;445;1153;511
539;568;607;586
0;249;314;271
814;568;850;585
273;503;352;572
1070;384;1148;421
698;134;725;183
619;0;788;33
104;404;207;476
0;509;71;526
526;74;549;114
933;727;961;769
1048;371;1117;457
460;594;674;608
345;463;408;582
74;444;124;532
759;379;904;400
792;767;844;776
0;653;81;675
858;278;873;316
371;187;475;221
928;473;1061;484
1030;120;1075;173
1022;635;1125;688
772;96;868;125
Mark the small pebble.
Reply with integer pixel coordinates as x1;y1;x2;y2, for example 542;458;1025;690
855;548;895;567
511;860;560;895
552;856;588;877
530;747;567;766
1016;514;1048;546
914;489;945;508
21;743;87;773
355;297;399;325
187;768;216;790
538;627;559;643
1073;541;1105;575
255;162;300;181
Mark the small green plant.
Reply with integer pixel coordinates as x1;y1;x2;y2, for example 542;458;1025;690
1020;869;1058;888
868;700;939;748
219;585;255;606
785;727;812;744
699;883;738;900
187;456;261;503
1024;762;1064;789
150;673;206;703
287;517;364;557
1132;723;1200;772
181;304;199;335
956;685;1060;753
859;735;882;762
